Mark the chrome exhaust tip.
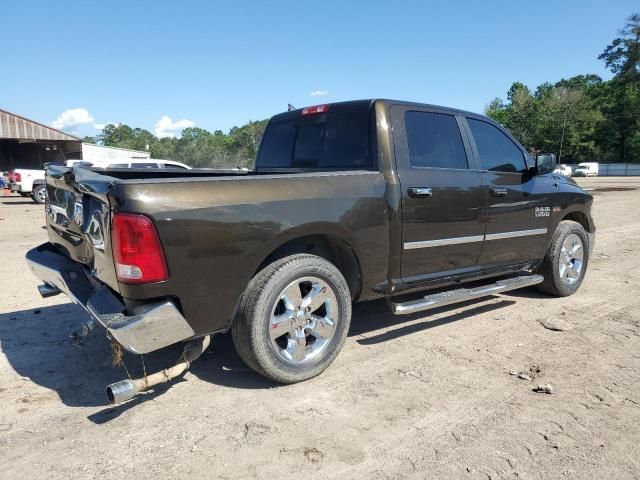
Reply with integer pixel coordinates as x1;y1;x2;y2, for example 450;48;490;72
106;379;140;404
105;336;211;405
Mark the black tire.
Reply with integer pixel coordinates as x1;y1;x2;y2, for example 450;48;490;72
537;220;590;297
232;254;352;384
32;185;46;204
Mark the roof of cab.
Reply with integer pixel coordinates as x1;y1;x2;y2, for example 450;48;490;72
269;99;487;123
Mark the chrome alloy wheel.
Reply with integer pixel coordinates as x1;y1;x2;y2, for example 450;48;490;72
269;276;339;364
559;233;584;285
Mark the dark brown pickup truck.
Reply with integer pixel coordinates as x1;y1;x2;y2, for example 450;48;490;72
27;99;595;403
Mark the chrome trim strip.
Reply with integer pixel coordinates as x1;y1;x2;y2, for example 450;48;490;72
485;228;547;241
403;228;548;250
404;235;484;250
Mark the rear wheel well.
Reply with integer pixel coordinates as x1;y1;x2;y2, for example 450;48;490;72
562;211;591;232
256;235;362;300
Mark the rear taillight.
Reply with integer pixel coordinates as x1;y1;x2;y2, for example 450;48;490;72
301;104;329;116
13;172;21;182
111;212;168;284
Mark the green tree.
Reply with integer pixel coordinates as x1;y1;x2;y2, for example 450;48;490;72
597;13;640;162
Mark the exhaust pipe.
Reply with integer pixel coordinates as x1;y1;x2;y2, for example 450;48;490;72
106;335;211;404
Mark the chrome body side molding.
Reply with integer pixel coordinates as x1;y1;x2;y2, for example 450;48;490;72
404;229;548;250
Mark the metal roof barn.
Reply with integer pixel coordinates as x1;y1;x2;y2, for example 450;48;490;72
0;108;82;171
0;108;148;171
0;109;81;142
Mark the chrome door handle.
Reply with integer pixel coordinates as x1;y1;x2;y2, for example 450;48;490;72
407;187;433;197
490;187;508;197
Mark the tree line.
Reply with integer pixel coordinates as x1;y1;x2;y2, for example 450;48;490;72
486;13;639;164
83;119;268;169
85;13;639;167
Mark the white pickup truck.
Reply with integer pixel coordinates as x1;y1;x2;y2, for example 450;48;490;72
8;168;47;203
9;159;191;204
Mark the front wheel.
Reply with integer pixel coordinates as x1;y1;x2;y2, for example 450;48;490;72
232;254;352;384
537;220;590;296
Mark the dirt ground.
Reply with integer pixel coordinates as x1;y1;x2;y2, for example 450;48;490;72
1;177;640;479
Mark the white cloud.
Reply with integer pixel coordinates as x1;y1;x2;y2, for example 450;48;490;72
51;108;95;130
310;90;328;97
154;115;195;138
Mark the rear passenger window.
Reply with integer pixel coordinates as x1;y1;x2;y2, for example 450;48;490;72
405;111;468;169
467;118;526;173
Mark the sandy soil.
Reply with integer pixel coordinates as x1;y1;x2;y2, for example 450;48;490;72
1;177;639;479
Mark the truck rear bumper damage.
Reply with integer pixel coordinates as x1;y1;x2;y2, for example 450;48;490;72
26;243;195;354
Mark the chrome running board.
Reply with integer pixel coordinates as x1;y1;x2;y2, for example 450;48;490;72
391;274;543;315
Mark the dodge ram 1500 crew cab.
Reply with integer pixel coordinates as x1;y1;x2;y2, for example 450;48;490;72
26;100;595;403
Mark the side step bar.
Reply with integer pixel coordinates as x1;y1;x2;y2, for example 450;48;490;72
391;274;543;315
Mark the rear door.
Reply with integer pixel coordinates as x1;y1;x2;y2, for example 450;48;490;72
463;116;552;266
390;105;486;281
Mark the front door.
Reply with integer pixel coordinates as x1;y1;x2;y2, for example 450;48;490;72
463;116;552;266
391;106;487;281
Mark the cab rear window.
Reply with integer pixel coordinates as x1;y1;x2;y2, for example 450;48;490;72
257;110;371;170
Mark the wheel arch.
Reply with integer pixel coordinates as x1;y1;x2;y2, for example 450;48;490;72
254;225;363;301
561;210;592;233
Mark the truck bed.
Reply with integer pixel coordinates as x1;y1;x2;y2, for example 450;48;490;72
42;164;389;337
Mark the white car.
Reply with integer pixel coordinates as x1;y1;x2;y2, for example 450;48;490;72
554;164;573;176
572;162;599;177
66;159;191;169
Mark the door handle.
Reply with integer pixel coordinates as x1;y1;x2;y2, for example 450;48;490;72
407;187;433;198
489;187;508;197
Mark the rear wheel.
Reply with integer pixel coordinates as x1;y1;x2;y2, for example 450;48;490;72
232;254;352;384
32;185;46;204
537;220;589;296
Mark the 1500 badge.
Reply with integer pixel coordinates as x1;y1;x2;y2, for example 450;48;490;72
535;206;551;217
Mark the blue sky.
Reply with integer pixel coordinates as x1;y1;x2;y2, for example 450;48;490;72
0;1;636;138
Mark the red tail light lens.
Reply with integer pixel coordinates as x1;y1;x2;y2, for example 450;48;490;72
14;172;21;182
301;104;329;116
111;213;168;284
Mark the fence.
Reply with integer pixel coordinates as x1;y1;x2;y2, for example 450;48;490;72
567;163;640;176
596;163;640;176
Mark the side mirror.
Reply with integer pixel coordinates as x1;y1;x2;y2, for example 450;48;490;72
535;153;556;175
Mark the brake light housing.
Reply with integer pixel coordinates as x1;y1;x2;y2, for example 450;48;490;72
301;104;329;116
111;212;168;284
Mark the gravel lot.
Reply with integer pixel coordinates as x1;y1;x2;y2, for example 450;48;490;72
1;177;640;479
